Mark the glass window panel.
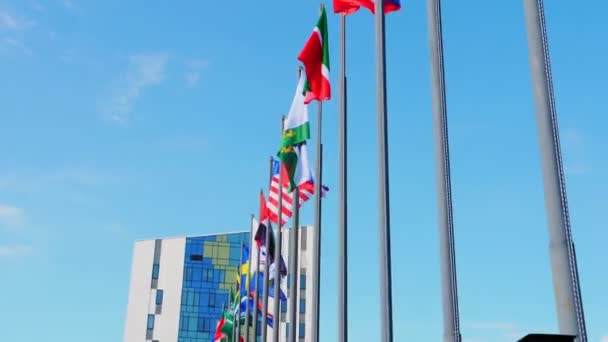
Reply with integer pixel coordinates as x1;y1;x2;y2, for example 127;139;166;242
189;316;197;332
298;323;305;338
147;314;155;329
299;275;306;289
299;299;305;314
156;289;164;305
152;264;160;279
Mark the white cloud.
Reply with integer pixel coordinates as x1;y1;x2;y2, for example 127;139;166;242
184;58;209;86
2;36;31;55
0;204;23;225
0;245;32;257
101;52;169;123
0;11;33;31
30;2;46;12
60;0;78;13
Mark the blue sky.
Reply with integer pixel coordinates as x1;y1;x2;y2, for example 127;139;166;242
0;0;606;341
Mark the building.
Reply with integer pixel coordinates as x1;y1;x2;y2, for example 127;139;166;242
123;226;315;342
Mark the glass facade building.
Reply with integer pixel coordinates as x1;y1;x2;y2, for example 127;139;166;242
178;233;249;342
123;228;314;342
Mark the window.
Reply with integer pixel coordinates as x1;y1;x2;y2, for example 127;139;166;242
152;264;160;279
300;228;307;250
299;274;306;289
299;299;306;314
298;323;305;338
190;254;203;261
156;290;164;305
281;299;287;313
147;314;155;329
209;293;216;307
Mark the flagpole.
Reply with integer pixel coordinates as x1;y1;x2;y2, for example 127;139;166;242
374;1;394;341
261;167;274;341
252;212;261;342
523;1;587;340
337;12;348;342
235;242;244;342
310;103;324;342
245;215;253;342
272;118;286;342
287;185;300;342
427;0;461;341
287;68;303;342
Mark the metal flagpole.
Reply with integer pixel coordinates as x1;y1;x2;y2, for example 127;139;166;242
374;1;393;341
337;12;348;342
427;0;462;341
288;187;300;342
311;108;324;342
287;67;303;342
523;1;587;340
235;242;244;342
245;215;253;342
272;118;286;342
262;162;276;341
252;212;261;342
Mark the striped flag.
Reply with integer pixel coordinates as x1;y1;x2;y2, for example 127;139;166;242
267;159;329;226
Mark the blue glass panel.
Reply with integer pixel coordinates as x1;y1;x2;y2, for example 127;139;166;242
147;314;155;329
156;289;164;305
299;323;305;338
152;264;160;279
300;274;306;289
299;298;305;314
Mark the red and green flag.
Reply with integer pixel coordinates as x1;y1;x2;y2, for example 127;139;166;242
298;5;331;104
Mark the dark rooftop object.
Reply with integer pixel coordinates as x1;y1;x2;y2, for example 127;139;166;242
517;334;576;342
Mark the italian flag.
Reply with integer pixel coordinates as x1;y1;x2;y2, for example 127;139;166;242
298;5;331;104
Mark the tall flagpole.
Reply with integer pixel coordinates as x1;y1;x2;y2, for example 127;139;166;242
287;186;300;342
235;242;244;342
261;194;273;340
337;12;349;342
287;67;304;342
252;212;261;342
523;1;587;340
427;1;461;341
245;215;254;342
374;1;393;341
272;118;286;342
310;106;324;342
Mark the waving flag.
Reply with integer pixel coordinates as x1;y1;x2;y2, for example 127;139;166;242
254;192;287;277
267;159;329;226
333;0;401;14
298;5;331;104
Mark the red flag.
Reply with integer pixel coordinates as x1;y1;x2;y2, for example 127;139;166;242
298;6;331;104
333;0;401;14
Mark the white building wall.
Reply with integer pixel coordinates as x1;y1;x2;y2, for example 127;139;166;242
154;237;186;342
265;224;316;342
123;240;155;342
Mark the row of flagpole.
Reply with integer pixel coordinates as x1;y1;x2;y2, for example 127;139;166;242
215;0;588;341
